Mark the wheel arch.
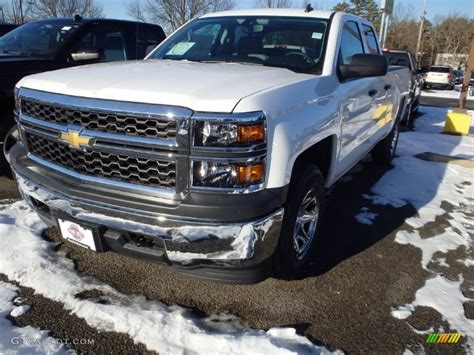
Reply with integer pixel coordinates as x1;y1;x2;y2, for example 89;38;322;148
290;135;337;186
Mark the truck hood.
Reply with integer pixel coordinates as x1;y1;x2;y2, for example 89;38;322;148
17;60;311;113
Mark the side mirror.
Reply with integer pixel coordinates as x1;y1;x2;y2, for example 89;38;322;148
145;44;157;57
339;54;388;80
71;49;100;62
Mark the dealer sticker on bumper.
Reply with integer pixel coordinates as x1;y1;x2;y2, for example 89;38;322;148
58;219;97;251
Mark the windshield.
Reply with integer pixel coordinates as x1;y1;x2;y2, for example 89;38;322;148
0;21;80;57
430;66;451;73
150;16;329;74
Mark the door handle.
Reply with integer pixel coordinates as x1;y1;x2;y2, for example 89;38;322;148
368;89;378;97
384;84;392;90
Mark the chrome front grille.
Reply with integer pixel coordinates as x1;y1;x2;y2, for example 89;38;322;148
17;88;193;195
21;98;177;140
26;132;177;188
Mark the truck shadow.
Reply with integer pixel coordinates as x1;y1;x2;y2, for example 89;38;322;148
303;161;418;278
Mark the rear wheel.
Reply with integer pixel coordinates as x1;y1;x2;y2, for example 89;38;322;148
273;164;325;279
401;99;413;126
411;97;419;114
371;117;400;166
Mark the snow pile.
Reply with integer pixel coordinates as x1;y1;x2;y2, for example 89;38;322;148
391;304;415;320
354;208;378;225
10;304;31;318
0;203;337;354
365;106;474;347
0;281;68;354
396;229;470;269
408;276;472;336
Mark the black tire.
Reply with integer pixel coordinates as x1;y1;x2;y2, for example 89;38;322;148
273;164;325;279
371;117;400;166
401;99;412;126
411;97;419;114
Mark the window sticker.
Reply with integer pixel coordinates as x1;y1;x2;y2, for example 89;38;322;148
312;32;323;40
166;42;195;56
61;26;72;31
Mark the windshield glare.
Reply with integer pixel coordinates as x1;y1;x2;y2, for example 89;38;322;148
151;16;329;74
0;21;80;57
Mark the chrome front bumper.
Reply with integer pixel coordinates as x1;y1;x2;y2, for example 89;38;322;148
12;162;283;282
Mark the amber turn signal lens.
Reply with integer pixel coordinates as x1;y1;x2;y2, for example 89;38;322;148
237;124;265;143
236;163;265;185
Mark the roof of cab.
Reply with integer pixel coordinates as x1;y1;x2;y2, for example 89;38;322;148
200;8;334;19
27;17;162;27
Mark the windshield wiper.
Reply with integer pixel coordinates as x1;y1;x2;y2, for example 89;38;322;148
186;59;266;67
262;62;320;74
161;56;203;62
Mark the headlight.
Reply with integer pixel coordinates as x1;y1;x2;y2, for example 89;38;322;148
191;112;266;192
193;112;265;147
192;160;265;189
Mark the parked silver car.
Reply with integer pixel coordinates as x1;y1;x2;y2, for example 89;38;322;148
424;66;454;90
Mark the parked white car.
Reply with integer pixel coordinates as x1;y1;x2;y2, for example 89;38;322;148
6;8;410;283
424;65;455;90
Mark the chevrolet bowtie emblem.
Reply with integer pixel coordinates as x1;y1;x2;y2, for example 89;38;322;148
60;130;91;148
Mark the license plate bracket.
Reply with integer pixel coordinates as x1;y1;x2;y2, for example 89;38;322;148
56;216;103;251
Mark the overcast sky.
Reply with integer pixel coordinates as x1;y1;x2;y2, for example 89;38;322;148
101;0;473;21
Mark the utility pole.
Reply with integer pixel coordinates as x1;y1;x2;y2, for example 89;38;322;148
379;11;386;43
382;15;389;48
18;0;25;24
379;0;394;48
415;0;428;67
459;39;474;109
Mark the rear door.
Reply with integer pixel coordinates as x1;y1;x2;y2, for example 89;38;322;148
361;23;394;142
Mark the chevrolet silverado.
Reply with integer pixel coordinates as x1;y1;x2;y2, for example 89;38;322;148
5;9;410;283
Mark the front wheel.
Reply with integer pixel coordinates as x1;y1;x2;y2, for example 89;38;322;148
273;164;325;279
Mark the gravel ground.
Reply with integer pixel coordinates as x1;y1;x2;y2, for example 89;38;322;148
0;155;470;354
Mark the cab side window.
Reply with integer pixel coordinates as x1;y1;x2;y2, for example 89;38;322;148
135;26;166;59
71;26;128;62
339;21;364;65
362;24;379;55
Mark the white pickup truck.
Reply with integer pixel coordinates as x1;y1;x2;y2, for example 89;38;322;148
6;8;410;283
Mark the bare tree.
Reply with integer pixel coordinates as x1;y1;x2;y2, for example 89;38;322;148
433;13;474;59
385;2;418;53
126;0;146;22
31;0;104;18
254;0;293;7
3;0;35;23
144;0;236;33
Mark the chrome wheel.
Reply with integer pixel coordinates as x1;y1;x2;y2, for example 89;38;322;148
293;189;319;260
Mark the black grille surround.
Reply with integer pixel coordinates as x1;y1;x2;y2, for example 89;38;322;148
21;99;177;140
25;132;176;189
